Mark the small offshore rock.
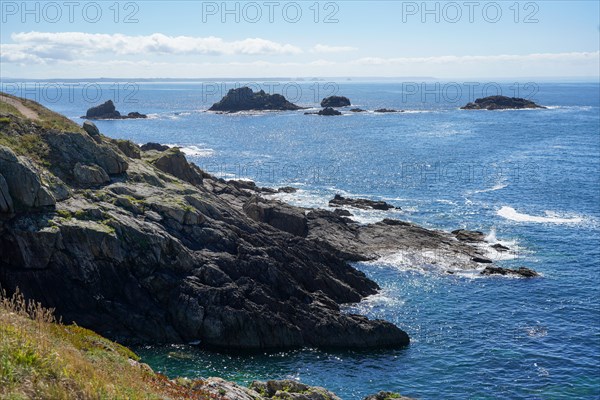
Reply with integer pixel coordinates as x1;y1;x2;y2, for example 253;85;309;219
349;108;366;112
321;96;351;108
209;87;302;112
481;266;539;278
461;95;546;110
318;107;342;116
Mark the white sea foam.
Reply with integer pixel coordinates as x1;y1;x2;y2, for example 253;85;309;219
163;144;215;157
497;206;584;224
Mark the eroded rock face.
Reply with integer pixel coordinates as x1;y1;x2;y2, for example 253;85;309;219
243;195;308;237
461;96;546;110
0;173;14;213
44;131;128;177
209;87;302;112
321;96;351;108
0;146;55;211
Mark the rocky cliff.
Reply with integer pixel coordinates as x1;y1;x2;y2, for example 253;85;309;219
1;93;516;353
0;93;408;349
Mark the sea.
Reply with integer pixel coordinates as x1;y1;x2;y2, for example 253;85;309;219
5;80;599;399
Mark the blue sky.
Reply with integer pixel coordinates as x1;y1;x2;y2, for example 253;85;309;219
1;1;599;78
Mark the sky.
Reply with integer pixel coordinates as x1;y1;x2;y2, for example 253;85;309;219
1;0;599;79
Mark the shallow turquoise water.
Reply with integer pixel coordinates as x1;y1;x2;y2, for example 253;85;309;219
8;81;599;399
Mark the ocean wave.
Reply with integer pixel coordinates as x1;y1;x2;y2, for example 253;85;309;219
472;181;509;194
497;206;584;224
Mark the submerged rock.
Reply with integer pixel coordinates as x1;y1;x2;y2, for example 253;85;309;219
329;194;398;210
318;107;342;116
374;108;402;113
481;266;539;278
209;87;302;112
363;391;416;400
141;142;169;152
461;96;546;110
350;108;367;112
321;96;351;108
452;229;486;242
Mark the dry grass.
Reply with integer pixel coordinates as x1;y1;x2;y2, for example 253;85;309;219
0;289;219;400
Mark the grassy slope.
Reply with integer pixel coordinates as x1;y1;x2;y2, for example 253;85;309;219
0;290;217;400
0;93;217;399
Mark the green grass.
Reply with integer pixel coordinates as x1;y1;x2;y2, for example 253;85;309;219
0;289;217;400
0;133;50;164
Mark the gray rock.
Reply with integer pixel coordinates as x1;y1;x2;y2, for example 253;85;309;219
150;148;203;186
82;120;100;137
481;266;539;278
73;163;110;185
0;145;55;210
0;173;14;213
141;142;169;152
250;380;341;400
243;195;308;237
452;229;486;242
115;140;141;159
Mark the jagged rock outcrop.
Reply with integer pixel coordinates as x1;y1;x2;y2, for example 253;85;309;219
82;100;147;120
461;96;546;110
321;96;351;108
329;194;398;210
147;147;203;186
209;87;302;112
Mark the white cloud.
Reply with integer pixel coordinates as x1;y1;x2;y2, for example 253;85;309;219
351;52;600;65
311;44;357;53
1;31;303;64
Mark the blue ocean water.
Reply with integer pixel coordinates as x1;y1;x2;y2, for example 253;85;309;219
7;81;599;399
